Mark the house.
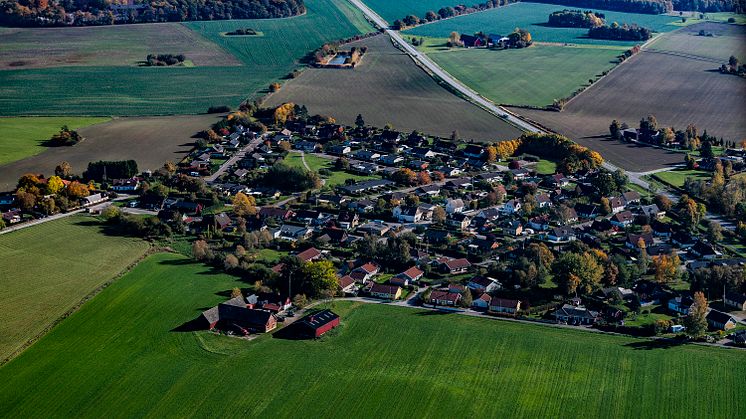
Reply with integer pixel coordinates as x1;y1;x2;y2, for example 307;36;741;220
622;191;641;206
409;147;436;159
553;304;600;325
460;33;484;47
380;154;404;166
351;262;380;282
429;290;462;306
608;197;625;214
706;310;737;330
462;144;484;158
574;203;598;219
369;284;402;300
467;276;500;293
416;184;441;197
547;226;576;242
502;199;521;214
671;231;696;248
469;237;499;253
357;222;390;236
668;296;694;315
349;199;375;214
445;198;465;214
279;224;312;241
610;211;634;228
447;213;471;231
641;204;665;220
626;232;654;249
296;309;340;338
337;211;359;230
489;298;521;315
354;149;381;161
111;178;140;192
259;207;293;220
199;296;277;333
724;292;746;311
446;178;472;190
690;241;720;260
535;193;552;208
393;206;423;223
425;229;452;244
529;215;551;231
338;275;356;293
294;140;319;152
393;266;425;286
81;193;107;206
328;145;351;155
547;173;569;187
439;258;472;274
471;293;491;310
1;210;21;224
476;207;500;221
296;247;322;262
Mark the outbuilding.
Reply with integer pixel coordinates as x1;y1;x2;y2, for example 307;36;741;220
297;309;340;338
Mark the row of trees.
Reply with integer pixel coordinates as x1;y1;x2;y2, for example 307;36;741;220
530;0;670;14
15;172;92;215
0;0;306;27
144;53;185;66
547;9;605;28
588;22;652;41
391;0;519;30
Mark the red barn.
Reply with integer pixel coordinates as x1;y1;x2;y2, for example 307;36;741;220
297;309;340;338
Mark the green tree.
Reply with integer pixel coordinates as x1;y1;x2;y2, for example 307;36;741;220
683;291;708;339
298;260;338;298
609;119;622;140
706;220;723;242
552;252;604;295
355;114;365;128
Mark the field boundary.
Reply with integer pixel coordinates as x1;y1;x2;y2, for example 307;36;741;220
0;242;156;366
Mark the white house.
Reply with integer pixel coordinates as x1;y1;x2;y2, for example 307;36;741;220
445;198;465;214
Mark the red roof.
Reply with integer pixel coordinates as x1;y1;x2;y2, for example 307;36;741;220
370;283;400;295
297;247;321;262
338;275;355;288
358;262;379;274
443;258;471;270
400;266;424;280
430;290;461;302
490;298;520;309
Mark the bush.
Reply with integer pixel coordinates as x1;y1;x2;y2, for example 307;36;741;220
207;105;231;114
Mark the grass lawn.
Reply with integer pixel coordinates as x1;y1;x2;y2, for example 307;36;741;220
284;151;379;187
405;3;681;45
254;248;287;263
1;254;744;417
0;117;110;165
0;216;149;362
533;159;557;175
653;168;711;188
0;0;373;116
420;42;622;107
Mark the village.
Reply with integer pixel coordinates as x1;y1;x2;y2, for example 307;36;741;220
1;106;745;346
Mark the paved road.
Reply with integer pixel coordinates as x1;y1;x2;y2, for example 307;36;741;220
206;137;263;182
0;197;127;235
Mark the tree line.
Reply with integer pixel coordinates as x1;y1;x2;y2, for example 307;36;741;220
391;0;520;30
0;0;305;27
547;9;605;28
144;54;185;67
588;22;652;41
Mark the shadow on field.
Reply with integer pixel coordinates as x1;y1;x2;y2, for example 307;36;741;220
171;318;204;332
623;339;687;350
415;309;455;316
271;323;307;340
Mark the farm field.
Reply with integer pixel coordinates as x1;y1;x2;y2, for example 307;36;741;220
647;21;746;62
0;216;149;363
513;44;746;172
0;0;373;116
0;114;222;190
0;23;240;70
422;42;622;107
265;35;523;142
0;117;109;165
1;253;745;417
404;3;681;46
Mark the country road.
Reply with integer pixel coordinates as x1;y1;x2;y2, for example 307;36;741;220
206;137;262;183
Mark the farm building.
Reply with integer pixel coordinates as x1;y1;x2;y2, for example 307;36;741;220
706;310;737;331
296;309;340;338
198;296;277;333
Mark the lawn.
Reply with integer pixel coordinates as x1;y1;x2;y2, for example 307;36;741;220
653;168;711;188
533;159;557;175
0;216;149;362
1;253;744;417
0;0;373;116
0;117;109;165
405;3;681;45
284;151;379;187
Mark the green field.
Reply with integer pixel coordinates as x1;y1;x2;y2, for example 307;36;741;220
420;42;622;107
1;252;744;417
534;158;558;175
0;0;373;116
0;117;109;165
405;3;680;45
654;168;711;188
0;216;149;362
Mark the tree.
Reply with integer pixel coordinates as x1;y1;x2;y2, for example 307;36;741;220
417;171;431;185
653;252;680;283
459;289;472;308
298;260;338;298
163;161;177;175
55;161;72;178
638;115;658;142
192;240;211;261
683;291;708;339
392;168;418;186
609;119;622;140
232;192;256;217
654;194;673;212
46;176;65;195
404;194;420;207
484;145;497;162
65;181;89;199
230;287;243;298
707;220;723;242
552;252;604;295
269;82;281;92
224;254;239;270
700;140;714;159
355;113;365;128
432;206;446;224
292;294;308;308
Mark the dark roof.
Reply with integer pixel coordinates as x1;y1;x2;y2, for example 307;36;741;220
490;298;520;309
706;310;736;324
298;309;339;330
